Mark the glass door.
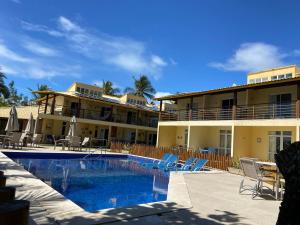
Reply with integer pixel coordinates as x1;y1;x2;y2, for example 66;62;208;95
268;131;292;161
219;130;232;155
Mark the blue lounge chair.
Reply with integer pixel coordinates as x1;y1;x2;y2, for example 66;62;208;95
192;159;208;171
167;157;196;171
155;154;178;170
142;153;172;168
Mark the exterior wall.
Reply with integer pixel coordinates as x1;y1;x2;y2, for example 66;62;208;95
157;126;177;147
233;126;296;160
247;85;297;105
165;84;296;110
0;106;39;119
247;65;297;83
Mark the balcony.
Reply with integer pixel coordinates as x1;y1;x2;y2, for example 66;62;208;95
159;102;297;121
38;104;158;128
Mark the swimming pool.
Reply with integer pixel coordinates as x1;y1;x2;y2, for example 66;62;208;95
3;152;169;212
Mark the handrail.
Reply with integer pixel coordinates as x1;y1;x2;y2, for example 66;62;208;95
38;103;158;128
160;102;297;121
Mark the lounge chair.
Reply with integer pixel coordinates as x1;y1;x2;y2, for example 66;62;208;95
154;154;178;170
68;136;82;151
239;157;276;198
192;159;208;171
142;153;172;168
4;132;23;149
167;157;197;171
53;135;70;150
81;137;90;150
31;134;42;147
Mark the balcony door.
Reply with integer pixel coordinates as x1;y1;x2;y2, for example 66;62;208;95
127;111;137;124
221;99;233;119
269;94;292;118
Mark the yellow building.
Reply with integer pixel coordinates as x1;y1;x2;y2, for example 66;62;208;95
247;65;300;84
0;82;158;146
156;66;300;161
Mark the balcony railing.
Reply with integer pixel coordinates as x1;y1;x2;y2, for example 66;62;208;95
38;104;158;128
160;102;297;121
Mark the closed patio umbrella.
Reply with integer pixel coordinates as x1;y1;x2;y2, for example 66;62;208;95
5;106;19;133
25;113;34;135
67;116;77;137
33;116;40;134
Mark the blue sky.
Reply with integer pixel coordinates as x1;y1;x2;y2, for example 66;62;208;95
1;0;300;98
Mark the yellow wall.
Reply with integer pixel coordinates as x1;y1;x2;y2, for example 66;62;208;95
247;65;297;83
233;126;296;160
0;106;39;119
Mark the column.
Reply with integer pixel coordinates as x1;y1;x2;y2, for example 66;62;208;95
187;125;191;150
232;91;237;120
135;129;138;144
296;125;300;142
44;94;49;114
107;126;112;146
296;83;300;118
189;97;193;120
50;95;56;115
159;100;163;120
231;125;235;158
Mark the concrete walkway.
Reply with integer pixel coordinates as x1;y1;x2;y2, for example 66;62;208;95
109;173;280;225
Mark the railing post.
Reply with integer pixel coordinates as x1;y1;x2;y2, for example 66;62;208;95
252;105;255;119
296;101;300;118
189;109;192;120
272;104;275;119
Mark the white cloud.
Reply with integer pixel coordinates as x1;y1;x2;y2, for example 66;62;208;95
0;41;80;79
210;42;286;73
151;55;167;66
21;21;63;37
21;16;168;78
23;41;59;57
58;16;83;32
155;91;173;98
0;43;32;63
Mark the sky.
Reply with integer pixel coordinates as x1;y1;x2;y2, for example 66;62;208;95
1;0;300;98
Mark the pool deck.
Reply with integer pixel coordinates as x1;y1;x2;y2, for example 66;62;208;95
0;148;280;225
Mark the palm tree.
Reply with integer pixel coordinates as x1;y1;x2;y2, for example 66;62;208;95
124;75;156;99
102;80;120;96
28;84;51;100
0;69;9;98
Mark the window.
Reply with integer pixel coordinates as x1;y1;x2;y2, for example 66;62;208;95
278;74;285;80
219;130;231;156
262;77;268;82
255;78;262;83
84;89;88;95
90;90;94;96
76;87;80;92
249;79;255;84
268;131;292;161
286;73;292;79
80;88;84;94
271;75;278;81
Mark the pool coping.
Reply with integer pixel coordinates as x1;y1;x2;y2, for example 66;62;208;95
0;150;202;225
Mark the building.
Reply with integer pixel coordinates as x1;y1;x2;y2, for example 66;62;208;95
155;65;300;161
0;82;158;145
247;65;300;84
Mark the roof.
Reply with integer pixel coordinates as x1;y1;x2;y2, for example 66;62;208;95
34;90;159;113
154;77;300;101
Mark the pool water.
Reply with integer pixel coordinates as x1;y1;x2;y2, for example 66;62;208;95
5;153;169;212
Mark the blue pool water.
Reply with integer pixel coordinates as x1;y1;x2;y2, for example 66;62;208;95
4;152;169;212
